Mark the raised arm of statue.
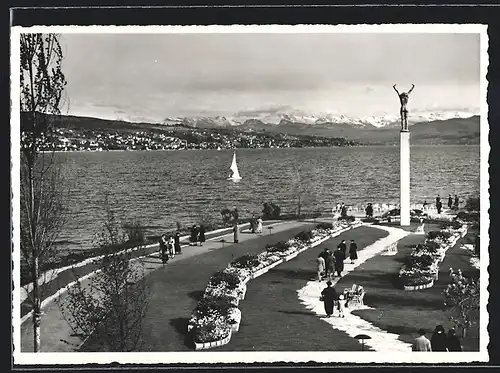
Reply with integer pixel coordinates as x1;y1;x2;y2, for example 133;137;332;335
408;84;415;95
393;84;400;95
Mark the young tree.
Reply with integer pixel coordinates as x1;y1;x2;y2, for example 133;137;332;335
291;161;318;219
443;269;480;338
59;196;151;351
19;33;67;352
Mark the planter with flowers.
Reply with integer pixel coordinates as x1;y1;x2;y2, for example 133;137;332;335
399;225;467;291
189;219;360;349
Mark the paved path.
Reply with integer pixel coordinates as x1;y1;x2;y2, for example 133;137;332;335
20;219;316;352
298;225;413;352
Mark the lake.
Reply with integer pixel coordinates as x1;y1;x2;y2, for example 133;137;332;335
53;145;480;252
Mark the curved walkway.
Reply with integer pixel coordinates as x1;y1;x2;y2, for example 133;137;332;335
20;219;309;352
218;225;389;351
297;225;413;352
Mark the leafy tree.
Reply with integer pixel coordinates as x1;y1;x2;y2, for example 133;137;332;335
221;207;239;226
262;202;281;220
19;33;68;352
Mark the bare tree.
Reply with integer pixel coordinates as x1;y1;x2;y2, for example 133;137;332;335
59;196;151;352
19;33;67;352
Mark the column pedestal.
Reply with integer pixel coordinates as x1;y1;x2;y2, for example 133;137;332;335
400;131;410;226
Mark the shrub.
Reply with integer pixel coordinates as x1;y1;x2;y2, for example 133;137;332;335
208;270;240;290
338;215;355;222
266;240;291;253
122;219;146;243
231;254;260;270
455;211;479;223
193;320;231;343
465;196;480;212
221;208;239;226
400;272;434;287
295;230;313;242
362;217;379;223
427;231;452;240
262;202;281;220
316;222;334;230
407;253;434;269
195;295;237;319
441;221;463;230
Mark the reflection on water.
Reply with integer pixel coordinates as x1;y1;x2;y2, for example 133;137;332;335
51;145;479;252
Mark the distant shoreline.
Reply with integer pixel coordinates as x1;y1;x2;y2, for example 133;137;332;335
47;143;479;154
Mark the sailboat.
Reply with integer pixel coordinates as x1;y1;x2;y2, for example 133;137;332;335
228;151;242;182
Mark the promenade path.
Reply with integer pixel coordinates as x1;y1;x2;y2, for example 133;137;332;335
20;219;316;352
82;220;323;352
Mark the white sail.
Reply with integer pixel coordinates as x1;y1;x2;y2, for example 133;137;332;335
229;151;241;180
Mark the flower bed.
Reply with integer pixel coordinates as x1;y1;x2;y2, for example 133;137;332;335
399;224;467;290
188;219;359;349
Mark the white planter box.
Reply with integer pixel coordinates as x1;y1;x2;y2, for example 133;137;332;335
194;330;232;351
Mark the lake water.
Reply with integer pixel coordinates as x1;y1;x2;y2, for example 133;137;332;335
53;145;480;252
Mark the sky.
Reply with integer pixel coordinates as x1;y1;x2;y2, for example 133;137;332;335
58;32;481;122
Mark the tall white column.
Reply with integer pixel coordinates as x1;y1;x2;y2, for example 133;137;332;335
400;131;411;226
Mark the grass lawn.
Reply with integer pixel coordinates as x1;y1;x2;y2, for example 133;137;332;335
81;222;318;351
218;226;389;351
347;225;480;351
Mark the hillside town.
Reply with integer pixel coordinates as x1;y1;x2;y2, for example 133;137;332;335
46;127;358;151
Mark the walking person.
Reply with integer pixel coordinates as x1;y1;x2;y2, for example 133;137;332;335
320;280;338;318
365;203;374;218
337;294;346;318
333;246;346;277
190;224;198;246
256;216;263;234
422;200;428;211
448;194;453;210
349;239;358;264
198;224;206;246
233;222;239;243
168;235;175;258
431;325;449;351
316;253;326;282
412;329;432;351
338;240;347;255
250;215;256;233
159;234;169;265
174;230;181;254
453;194;459;210
436;195;442;214
340;203;348;218
325;250;335;281
446;328;462;351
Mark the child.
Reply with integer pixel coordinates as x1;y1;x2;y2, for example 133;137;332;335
337;294;346;318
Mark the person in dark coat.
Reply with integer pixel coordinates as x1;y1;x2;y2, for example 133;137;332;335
454;195;459;209
431;325;449;351
337;240;347;255
250;215;256;233
198;224;206;246
325;251;335;280
333;246;345;277
447;328;462;351
320;280;338;317
190;225;198;246
349;239;358;264
447;194;453;209
233;222;239;243
318;248;330;278
174;231;181;254
159;234;169;265
365;203;374;218
437;200;443;214
341;204;348;218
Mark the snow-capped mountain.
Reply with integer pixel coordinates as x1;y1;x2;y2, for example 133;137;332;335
163;108;479;130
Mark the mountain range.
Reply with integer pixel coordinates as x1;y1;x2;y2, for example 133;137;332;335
160;109;480;145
